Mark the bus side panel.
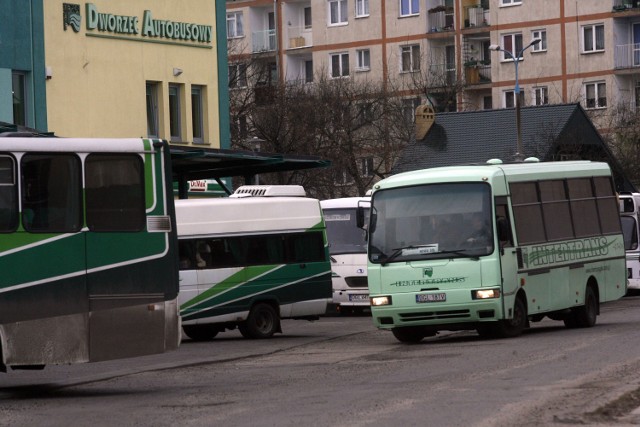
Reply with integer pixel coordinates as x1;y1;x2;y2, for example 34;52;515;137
181;263;331;323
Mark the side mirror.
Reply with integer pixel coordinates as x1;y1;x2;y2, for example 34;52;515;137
356;206;366;229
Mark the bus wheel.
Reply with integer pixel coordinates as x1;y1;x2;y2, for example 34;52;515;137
481;296;527;339
564;285;598;328
239;303;280;339
391;327;425;343
183;325;219;341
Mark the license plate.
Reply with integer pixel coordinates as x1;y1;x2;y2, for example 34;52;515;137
416;293;446;303
349;294;369;302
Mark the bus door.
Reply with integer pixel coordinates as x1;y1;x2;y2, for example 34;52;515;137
495;199;520;317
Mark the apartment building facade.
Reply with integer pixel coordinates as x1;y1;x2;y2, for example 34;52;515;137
226;0;640;129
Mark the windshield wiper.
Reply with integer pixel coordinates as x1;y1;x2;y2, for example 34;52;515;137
378;247;479;265
431;249;479;261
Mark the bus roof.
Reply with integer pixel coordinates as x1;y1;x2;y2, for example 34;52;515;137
0;137;151;153
320;197;371;209
373;161;612;191
175;197;323;237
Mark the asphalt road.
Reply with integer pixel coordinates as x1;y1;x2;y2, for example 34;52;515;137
3;297;640;426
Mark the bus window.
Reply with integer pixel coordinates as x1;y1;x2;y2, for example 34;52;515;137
0;155;18;232
85;154;145;232
621;216;638;250
21;153;82;233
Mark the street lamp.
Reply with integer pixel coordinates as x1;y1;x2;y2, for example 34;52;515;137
489;37;542;161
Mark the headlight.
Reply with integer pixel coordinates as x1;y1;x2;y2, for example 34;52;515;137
370;296;392;306
472;289;500;299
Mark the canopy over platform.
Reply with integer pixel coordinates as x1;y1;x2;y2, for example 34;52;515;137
170;146;330;198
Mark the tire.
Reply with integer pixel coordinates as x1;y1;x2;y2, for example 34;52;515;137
478;296;527;339
564;285;598;328
391;326;426;343
238;303;280;339
183;325;219;341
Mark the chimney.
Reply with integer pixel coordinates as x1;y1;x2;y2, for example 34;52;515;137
415;104;435;141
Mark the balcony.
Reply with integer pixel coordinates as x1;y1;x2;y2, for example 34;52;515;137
614;43;640;69
613;0;640;12
427;63;457;86
287;26;312;49
252;29;276;53
428;6;455;33
463;5;490;29
464;61;491;85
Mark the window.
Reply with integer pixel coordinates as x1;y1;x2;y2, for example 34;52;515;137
329;0;348;25
531;29;547;52
228;63;247;88
401;45;421;72
227;12;244;38
0;156;18;232
146;82;159;138
168;84;182;142
483;96;493;110
360;157;374;177
539;180;574;241
305;60;314;83
335;166;354;185
533;87;548;106
12;72;27;126
179;232;326;270
503;90;524;108
21;154;82;233
400;0;419;16
500;33;523;61
511;182;546;244
191;86;204;144
85;154;145;232
501;0;522;5
584;82;607;109
583;24;604;53
331;52;350;77
304;7;312;29
402;98;421;122
510;176;620;245
356;49;371;71
356;0;369;17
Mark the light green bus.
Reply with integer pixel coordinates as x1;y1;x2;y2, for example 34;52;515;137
359;159;627;343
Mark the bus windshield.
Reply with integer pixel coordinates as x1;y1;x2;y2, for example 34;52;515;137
324;208;368;255
621;216;639;250
369;183;494;264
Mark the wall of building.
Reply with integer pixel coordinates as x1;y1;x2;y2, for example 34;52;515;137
0;0;48;130
43;0;227;147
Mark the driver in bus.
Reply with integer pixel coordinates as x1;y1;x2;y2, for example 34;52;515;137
465;213;491;246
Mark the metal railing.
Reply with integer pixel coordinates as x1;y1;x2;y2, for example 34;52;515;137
428;10;455;33
287;26;312;49
614;43;640;69
252;29;276;53
464;5;490;28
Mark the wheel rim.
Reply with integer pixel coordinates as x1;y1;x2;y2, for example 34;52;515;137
256;310;274;333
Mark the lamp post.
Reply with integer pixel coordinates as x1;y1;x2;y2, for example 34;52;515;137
489;38;541;161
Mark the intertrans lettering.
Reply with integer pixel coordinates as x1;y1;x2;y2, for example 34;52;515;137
522;237;613;268
390;277;466;287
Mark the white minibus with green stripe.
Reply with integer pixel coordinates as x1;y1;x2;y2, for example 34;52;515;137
359;159;627;343
176;185;332;340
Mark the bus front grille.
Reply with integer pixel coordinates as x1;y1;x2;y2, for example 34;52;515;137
399;309;470;322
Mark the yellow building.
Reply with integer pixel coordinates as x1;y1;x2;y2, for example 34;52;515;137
43;0;229;148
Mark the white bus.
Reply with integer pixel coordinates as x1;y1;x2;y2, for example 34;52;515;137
619;192;640;293
359;159;627;343
176;185;332;340
321;197;370;314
